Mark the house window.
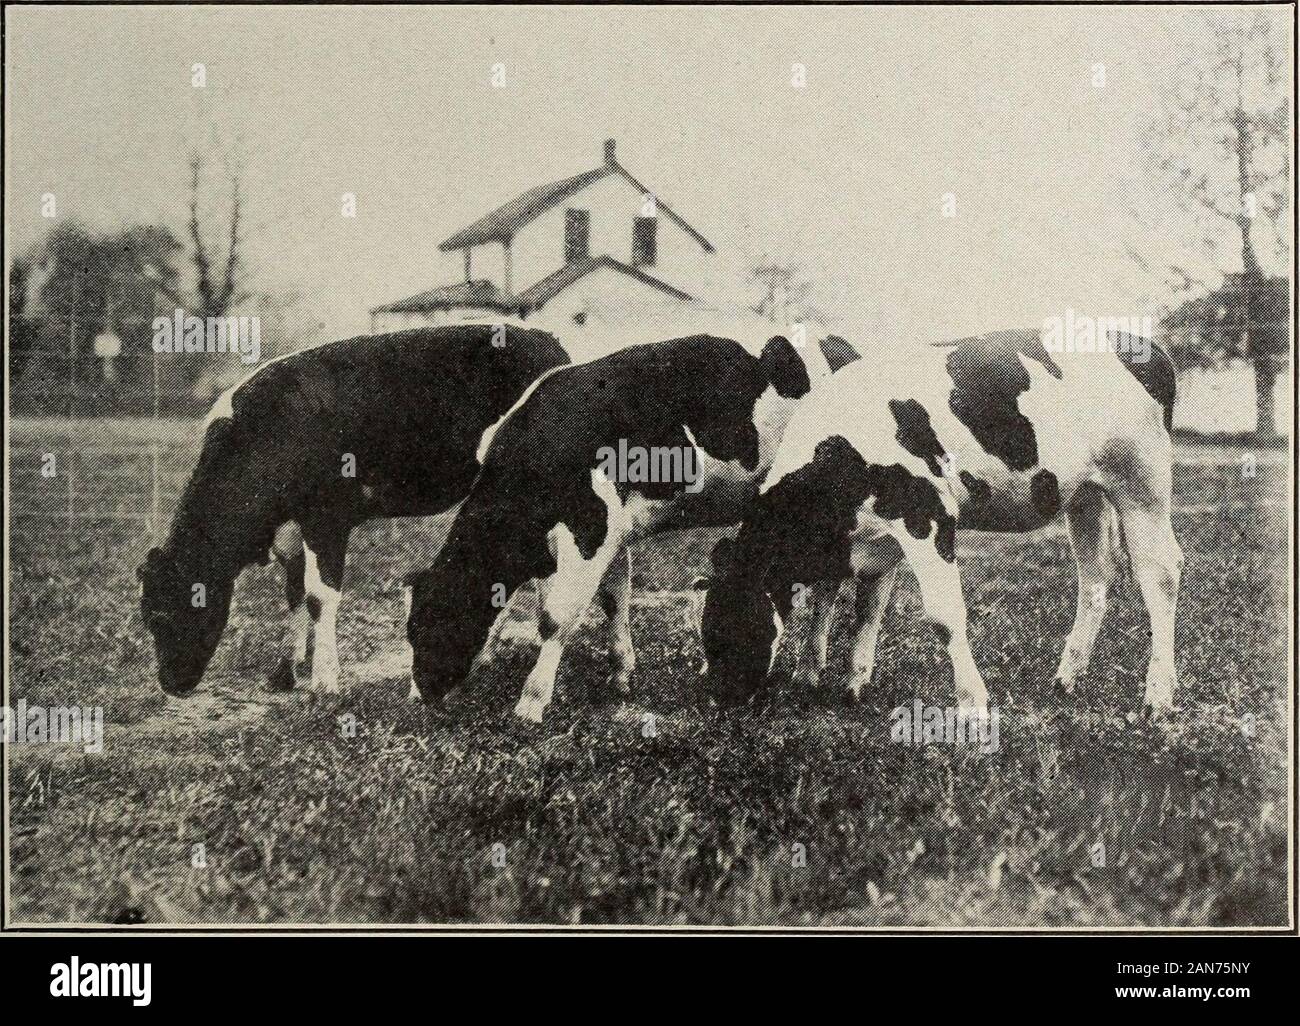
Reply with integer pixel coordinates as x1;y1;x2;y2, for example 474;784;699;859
565;209;590;264
633;216;657;267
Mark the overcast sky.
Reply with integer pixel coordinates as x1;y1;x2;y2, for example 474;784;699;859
6;4;1291;343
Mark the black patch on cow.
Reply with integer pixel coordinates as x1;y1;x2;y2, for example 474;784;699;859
889;398;947;477
701;434;957;702
868;464;957;562
597;588;618;620
1112;333;1177;431
943;330;1061;472
959;470;992;507
1029;469;1062;520
305;595;322;621
818;335;863;372
537;608;558;641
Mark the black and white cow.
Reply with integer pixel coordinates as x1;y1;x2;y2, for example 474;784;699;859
699;329;1180;716
137;325;569;697
405;332;818;721
467;329;861;674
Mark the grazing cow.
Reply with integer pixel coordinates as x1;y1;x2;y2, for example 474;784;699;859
405;332;817;721
699;329;1180;716
137;325;569;697
471;330;864;671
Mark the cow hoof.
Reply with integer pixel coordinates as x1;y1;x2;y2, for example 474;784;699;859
302;681;344;710
1052;674;1077;696
846;672;873;702
1140;698;1176;722
513;696;546;724
266;656;296;692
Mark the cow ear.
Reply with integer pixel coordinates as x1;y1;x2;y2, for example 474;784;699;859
759;336;811;399
818;335;862;372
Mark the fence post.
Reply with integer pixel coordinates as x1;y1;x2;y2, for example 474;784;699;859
67;310;75;535
152;334;162;540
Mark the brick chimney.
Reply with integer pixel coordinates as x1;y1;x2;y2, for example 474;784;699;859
604;139;616;166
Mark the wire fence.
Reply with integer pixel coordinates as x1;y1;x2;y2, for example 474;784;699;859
10;308;292;543
8;309;1290;547
10;416;201;544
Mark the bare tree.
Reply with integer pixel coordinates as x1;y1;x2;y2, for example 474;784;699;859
747;259;829;328
1140;10;1290;434
103;145;248;324
184;148;248;319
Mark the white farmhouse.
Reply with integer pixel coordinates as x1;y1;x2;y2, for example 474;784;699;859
371;140;744;361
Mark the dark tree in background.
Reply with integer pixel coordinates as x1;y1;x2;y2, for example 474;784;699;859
10;219;186;413
1139;10;1290;436
10;142;258;415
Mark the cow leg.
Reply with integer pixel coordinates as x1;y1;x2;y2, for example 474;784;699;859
267;521;309;691
478;579;540;667
791;580;841;691
1098;436;1182;714
601;547;635;696
515;482;629;724
847;563;899;700
1053;484;1121;692
1115;499;1181;715
302;527;348;695
899;536;988;712
477;589;514;665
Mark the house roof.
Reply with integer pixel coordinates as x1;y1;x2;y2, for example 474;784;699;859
371;256;693;316
437;155;715;254
370;279;518;315
439;168;609;251
515;256;693;309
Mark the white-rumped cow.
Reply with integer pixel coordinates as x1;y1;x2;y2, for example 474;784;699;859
699;329;1180;716
137;325;569;697
405;332;819;721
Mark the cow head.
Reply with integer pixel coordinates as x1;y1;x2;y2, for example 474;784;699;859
137;546;235;696
684;336;810;472
699;537;781;703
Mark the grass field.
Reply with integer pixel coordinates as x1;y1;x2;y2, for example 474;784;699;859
6;418;1292;926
